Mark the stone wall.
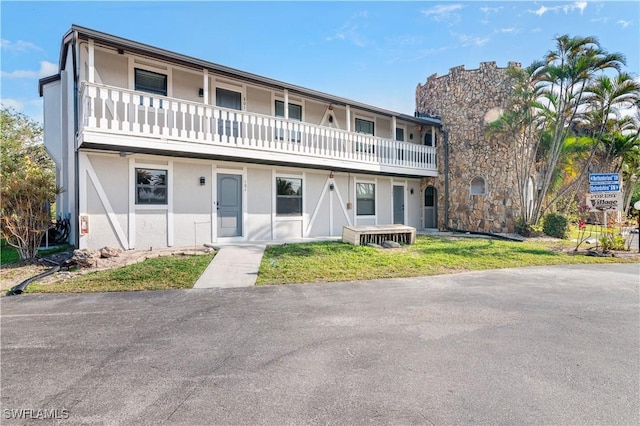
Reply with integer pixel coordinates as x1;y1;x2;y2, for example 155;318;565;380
416;61;522;233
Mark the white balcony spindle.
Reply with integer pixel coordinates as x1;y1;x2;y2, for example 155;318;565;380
99;87;108;129
87;85;97;128
204;106;212;141
121;92;130;132
110;90;119;130
142;96;151;134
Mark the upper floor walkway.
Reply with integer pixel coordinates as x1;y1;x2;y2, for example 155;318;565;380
80;82;438;177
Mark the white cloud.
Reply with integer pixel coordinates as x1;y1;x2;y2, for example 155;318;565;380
530;1;588;16
0;98;44;123
0;98;25;111
1;61;58;79
1;39;41;52
421;4;464;23
325;11;369;47
452;32;490;47
480;6;502;14
499;27;516;34
479;5;503;24
617;20;631;28
412;46;451;61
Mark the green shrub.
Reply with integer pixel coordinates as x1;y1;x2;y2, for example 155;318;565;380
515;217;535;237
543;213;569;239
598;231;626;252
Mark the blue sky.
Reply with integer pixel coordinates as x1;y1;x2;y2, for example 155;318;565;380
1;1;638;123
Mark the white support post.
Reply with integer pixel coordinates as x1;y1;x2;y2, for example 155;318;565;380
284;89;289;120
346;105;351;132
391;116;397;139
203;69;209;105
88;39;95;84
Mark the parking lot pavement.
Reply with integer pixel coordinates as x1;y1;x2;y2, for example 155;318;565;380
1;264;639;425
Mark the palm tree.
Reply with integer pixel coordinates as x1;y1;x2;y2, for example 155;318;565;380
531;35;625;223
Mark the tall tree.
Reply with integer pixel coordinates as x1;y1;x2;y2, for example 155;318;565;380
489;35;631;227
1;107;62;261
532;35;625;223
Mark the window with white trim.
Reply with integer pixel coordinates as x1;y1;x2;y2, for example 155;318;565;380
471;176;486;195
355;118;375;153
135;68;167;108
356;182;375;216
136;168;168;205
395;127;405;141
276;177;303;216
355;118;374;135
135;68;167;96
275;100;302;142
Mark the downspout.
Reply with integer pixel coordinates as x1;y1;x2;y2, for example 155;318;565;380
72;31;80;248
443;129;450;230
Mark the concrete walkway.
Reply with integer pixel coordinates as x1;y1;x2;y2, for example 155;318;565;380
194;244;266;288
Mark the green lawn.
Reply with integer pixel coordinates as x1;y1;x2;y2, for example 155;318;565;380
256;235;636;285
1;239;71;266
27;252;215;293
16;234;638;293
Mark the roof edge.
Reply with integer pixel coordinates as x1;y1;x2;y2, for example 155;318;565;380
38;74;62;97
68;25;440;126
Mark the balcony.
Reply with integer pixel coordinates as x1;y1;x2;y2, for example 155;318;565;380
79;82;437;176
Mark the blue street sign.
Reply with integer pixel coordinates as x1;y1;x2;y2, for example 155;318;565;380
590;183;620;193
589;173;619;184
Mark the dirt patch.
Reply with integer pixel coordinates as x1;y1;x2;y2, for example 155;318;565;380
1;246;214;292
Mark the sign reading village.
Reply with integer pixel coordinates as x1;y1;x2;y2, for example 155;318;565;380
586;173;622;212
586;192;624;212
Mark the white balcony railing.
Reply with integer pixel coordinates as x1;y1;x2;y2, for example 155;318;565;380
80;82;437;173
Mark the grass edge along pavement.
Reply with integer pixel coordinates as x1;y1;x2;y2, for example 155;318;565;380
8;234;637;293
25;252;215;293
256;235;638;285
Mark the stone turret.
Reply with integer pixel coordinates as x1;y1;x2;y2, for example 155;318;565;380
416;62;521;233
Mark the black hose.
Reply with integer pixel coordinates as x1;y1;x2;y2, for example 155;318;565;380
446;227;524;242
6;265;61;296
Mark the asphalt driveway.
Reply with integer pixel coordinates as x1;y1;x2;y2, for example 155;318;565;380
1;264;639;425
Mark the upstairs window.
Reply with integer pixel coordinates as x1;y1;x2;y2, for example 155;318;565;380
395;128;405;142
275;101;302;121
355;118;374;135
276;177;302;216
471;176;486;195
134;68;167;96
275;101;302;142
216;88;242;110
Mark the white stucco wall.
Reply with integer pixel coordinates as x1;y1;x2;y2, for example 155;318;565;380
76;150;425;250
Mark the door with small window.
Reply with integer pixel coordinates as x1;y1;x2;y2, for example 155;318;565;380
216;88;242;138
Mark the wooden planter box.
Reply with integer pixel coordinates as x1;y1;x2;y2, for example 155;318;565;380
342;225;416;246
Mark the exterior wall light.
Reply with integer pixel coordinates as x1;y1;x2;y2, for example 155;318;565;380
329;183;335;191
198;88;204;97
199;176;206;186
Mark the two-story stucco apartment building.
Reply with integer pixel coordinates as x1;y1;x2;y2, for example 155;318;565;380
39;25;442;250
